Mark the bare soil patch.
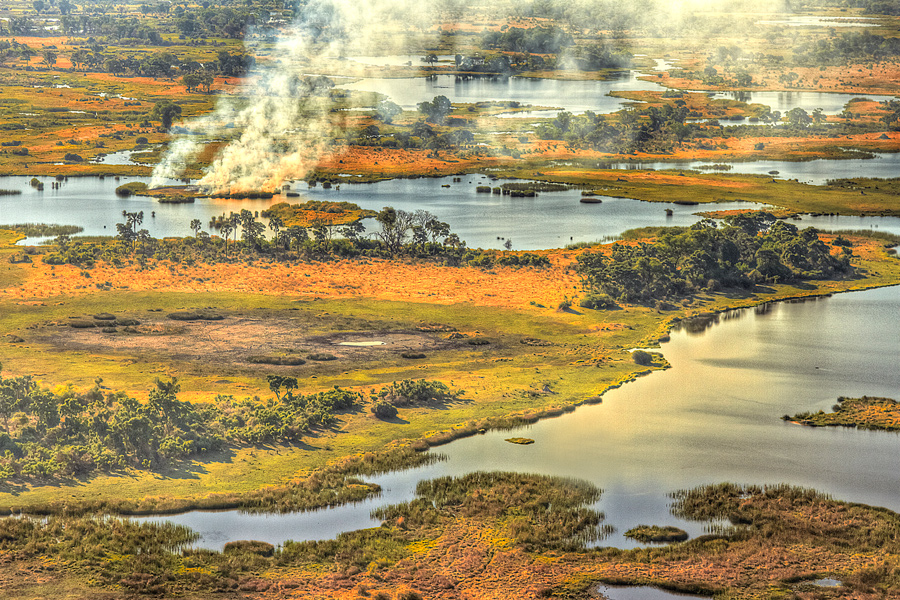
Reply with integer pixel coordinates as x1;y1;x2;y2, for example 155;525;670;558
35;314;459;370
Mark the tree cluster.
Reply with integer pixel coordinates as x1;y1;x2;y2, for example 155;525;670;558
481;26;574;55
575;213;853;306
0;370;363;480
793;31;900;66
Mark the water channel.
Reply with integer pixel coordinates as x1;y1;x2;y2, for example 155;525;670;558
5;174;900;250
337;68;895;116
135;284;900;551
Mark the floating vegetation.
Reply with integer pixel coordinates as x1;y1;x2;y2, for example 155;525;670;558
505;437;535;445
785;396;900;431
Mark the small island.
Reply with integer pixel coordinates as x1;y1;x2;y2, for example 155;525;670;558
785;396;900;431
624;525;689;543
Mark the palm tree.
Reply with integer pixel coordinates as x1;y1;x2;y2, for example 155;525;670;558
220;222;233;258
268;216;283;260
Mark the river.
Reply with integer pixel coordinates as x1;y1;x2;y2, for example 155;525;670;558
134;284;900;551
4;173;900;250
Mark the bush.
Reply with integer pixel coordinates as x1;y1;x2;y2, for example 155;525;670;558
167;311;224;321
69;320;96;328
307;353;337;361
632;350;654;366
248;356;306;366
371;400;398;419
579;293;617;309
64;153;84;162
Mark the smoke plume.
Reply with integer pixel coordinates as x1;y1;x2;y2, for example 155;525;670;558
151;0;434;193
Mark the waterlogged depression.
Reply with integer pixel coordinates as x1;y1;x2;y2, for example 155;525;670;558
135;286;900;551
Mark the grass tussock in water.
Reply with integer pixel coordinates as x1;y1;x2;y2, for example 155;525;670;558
373;472;609;552
624;525;689;543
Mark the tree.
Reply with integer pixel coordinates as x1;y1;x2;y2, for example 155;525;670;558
424;53;438;67
41;49;56;69
220;221;233;257
374;206;413;256
198;72;214;93
786;107;812;127
268;215;283;259
33;0;45;13
182;73;201;92
376;99;401;124
286;225;308;252
417;95;452;125
190;219;202;237
150;100;182;131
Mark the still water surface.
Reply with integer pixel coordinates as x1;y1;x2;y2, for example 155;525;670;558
339;70;893;116
4;173;900;248
136;285;900;551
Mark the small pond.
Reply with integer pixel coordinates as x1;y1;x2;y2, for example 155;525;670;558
596;584;711;600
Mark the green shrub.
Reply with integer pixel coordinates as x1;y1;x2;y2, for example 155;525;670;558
632;350;653;366
579;293;617;309
371;400;398;419
248;356;306;366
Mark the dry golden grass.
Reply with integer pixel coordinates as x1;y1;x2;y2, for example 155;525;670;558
0;252;577;311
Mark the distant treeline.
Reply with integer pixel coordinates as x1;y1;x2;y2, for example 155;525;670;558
0;223;83;237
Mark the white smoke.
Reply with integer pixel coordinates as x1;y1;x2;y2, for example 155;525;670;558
151;0;435;193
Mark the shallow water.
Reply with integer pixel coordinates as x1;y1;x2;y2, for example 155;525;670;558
135;285;900;551
0;174;759;250
5;172;900;249
600;151;900;187
596;585;710;600
756;15;878;27
705;90;895;116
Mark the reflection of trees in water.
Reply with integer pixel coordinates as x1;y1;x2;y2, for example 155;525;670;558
676;313;720;334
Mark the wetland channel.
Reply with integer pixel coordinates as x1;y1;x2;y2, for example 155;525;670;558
4;172;900;250
134;285;900;551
